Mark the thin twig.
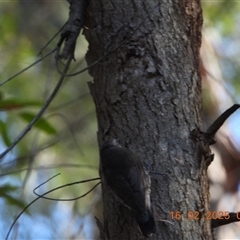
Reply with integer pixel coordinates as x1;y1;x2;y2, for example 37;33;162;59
46;112;85;156
0;140;59;168
50;92;90;110
0;163;97;177
5;173;61;240
5;174;101;240
0;48;56;87
38;23;67;56
0;52;73;160
33;179;101;201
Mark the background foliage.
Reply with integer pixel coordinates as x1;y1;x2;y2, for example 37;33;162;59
1;1;100;239
0;1;240;239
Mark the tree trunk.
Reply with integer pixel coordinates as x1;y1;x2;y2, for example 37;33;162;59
84;0;212;239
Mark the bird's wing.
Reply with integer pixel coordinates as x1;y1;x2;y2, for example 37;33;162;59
104;161;148;214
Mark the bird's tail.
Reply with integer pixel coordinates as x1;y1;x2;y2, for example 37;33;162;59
135;208;156;238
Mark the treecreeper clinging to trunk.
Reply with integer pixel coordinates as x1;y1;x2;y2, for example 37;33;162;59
100;139;156;238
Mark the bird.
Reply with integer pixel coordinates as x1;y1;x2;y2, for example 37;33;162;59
100;139;156;237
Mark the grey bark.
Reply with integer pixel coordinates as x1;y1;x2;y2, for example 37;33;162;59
84;0;212;239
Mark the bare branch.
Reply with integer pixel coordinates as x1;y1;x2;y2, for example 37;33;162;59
205;104;240;144
5;174;101;240
33;179;101;201
0;48;56;87
0;52;73;161
212;212;240;228
59;0;88;60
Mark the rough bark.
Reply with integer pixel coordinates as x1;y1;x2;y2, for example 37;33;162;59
84;0;212;239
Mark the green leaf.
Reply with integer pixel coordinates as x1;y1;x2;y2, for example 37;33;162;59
0;120;11;146
0;99;43;111
0;90;4;101
0;185;28;211
19;112;57;135
0;185;18;193
4;194;27;210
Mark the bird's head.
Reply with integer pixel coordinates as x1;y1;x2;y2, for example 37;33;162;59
101;139;122;151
